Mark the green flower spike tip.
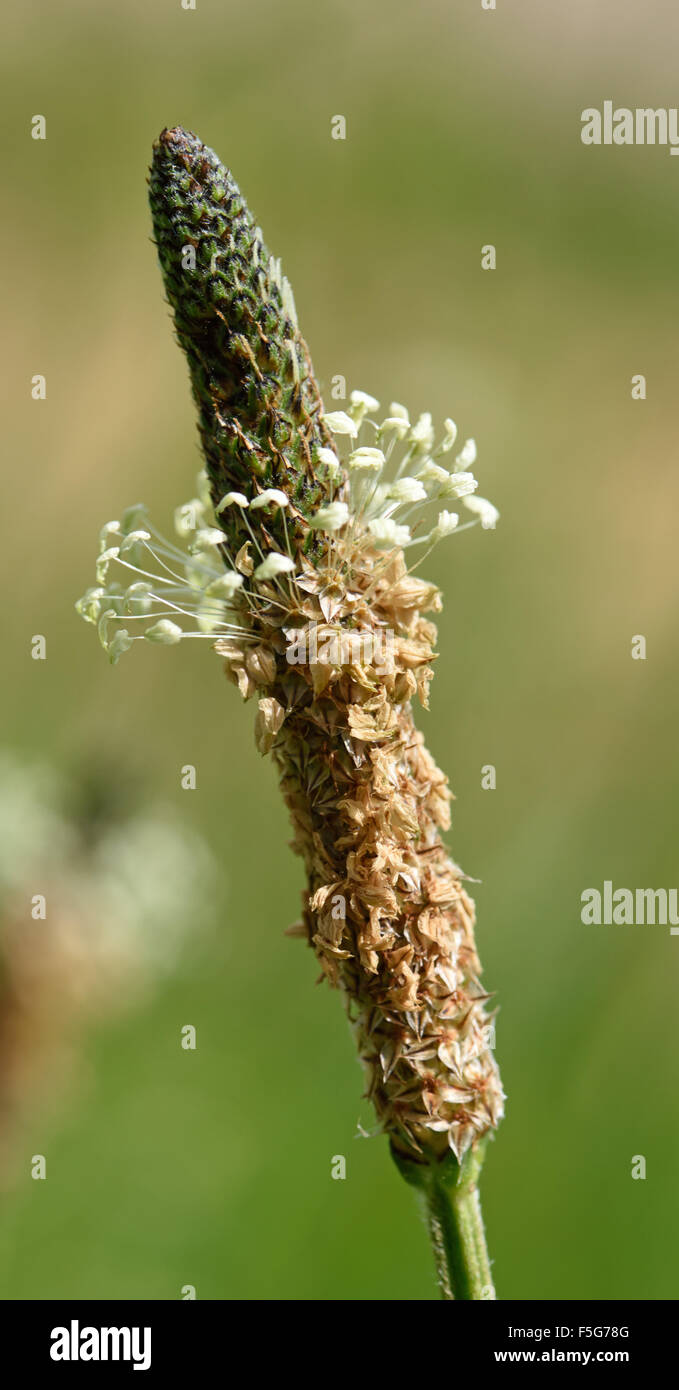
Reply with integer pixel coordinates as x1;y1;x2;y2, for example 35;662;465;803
148;126;333;559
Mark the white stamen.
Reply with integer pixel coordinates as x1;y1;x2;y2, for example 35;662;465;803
463;495;499;529
250;489;289;510
455;438;477;469
323;411;358;437
308;501;349;533
216;492;250;512
254;553;296;580
144;619;183;645
368;518;412;548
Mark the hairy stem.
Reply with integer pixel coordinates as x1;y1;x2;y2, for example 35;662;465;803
393;1142;495;1300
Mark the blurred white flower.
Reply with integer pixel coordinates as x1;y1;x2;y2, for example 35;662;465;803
464;495;500;529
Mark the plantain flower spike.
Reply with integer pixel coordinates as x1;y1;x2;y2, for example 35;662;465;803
77;127;504;1169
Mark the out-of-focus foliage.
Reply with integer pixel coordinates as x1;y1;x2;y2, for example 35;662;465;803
0;752;215;1179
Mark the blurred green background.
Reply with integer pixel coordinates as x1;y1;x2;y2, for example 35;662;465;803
2;0;679;1300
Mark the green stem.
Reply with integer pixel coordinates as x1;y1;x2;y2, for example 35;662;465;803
392;1141;495;1300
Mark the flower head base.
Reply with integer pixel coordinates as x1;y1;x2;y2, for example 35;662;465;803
75;389;503;1157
